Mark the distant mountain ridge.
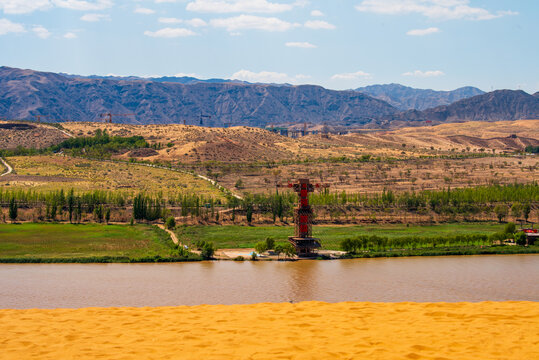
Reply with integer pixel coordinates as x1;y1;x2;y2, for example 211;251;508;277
0;67;397;127
379;90;539;127
356;83;485;110
1;67;537;129
59;73;249;85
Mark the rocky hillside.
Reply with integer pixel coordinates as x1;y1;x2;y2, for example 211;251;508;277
0;67;397;127
379;90;539;127
356;83;484;110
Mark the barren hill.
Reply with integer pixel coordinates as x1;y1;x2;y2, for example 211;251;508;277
0;121;69;150
60;120;539;163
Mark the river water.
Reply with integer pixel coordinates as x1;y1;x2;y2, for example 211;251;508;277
0;255;537;309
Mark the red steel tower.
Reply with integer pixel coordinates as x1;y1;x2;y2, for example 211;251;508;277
288;178;321;256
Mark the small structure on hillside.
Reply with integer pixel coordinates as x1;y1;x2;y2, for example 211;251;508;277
287;178;324;257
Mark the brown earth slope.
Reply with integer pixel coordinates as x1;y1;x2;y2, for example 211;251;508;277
0;121;69;150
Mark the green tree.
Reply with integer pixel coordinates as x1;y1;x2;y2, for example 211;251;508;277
504;222;516;234
105;207;111;224
522;203;531;222
282;243;296;259
265;237;275;250
67;189;75;223
245;203;253;225
8;197;17;223
274;244;284;259
511;202;522;220
254;241;267;254
94;205;104;223
494;205;508;223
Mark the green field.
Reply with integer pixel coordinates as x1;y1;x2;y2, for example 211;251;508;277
0;223;191;262
176;223;507;250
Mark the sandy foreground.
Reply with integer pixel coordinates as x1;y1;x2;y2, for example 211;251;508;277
1;301;538;360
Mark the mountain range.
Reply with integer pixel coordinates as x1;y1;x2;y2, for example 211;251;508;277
0;66;537;129
379;90;539;127
355;83;485;110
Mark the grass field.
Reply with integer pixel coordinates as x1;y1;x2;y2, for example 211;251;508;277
0;223;186;262
176;223;507;250
4;155;224;200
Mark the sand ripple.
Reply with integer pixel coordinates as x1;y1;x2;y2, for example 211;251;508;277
1;301;538;359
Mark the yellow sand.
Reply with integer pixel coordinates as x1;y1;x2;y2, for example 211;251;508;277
1;301;538;360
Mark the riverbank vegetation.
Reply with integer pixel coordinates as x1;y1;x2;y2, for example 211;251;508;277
176;223;508;250
0;223;199;263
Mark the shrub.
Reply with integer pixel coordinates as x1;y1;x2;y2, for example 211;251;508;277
265;237;275;250
233;256;245;261
165;216;176;230
504;222;516;234
200;242;215;259
254;241;267;254
515;232;527;246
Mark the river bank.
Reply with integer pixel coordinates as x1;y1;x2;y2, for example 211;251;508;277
1;301;537;359
1;222;538;263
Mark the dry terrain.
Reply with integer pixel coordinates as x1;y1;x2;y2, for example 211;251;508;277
216;154;539;195
61;120;539;164
0;121;69;149
1;301;537;359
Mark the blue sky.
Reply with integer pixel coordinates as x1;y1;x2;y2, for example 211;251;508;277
0;0;537;93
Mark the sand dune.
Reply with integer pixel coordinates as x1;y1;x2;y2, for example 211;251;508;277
1;301;538;359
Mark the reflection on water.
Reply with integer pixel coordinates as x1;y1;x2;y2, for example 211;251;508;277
0;255;537;309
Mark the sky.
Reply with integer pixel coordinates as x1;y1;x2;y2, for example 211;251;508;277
0;0;537;93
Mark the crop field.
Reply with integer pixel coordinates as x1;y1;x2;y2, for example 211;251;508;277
0;223;177;261
3;155;224;200
176;223;506;250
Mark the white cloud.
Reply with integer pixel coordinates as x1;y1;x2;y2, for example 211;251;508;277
211;15;299;32
0;0;51;14
285;41;316;48
406;27;440;36
402;70;445;77
331;71;371;80
186;0;299;14
32;25;51;39
356;0;517;21
80;13;109;21
159;17;182;23
304;20;335;30
158;17;207;27
0;18;25;35
174;72;198;77
155;0;178;2
186;18;207;27
144;27;196;38
53;0;113;11
134;7;155;15
0;0;112;14
63;31;77;39
310;9;323;17
230;69;308;84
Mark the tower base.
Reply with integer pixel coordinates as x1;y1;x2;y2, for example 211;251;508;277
288;236;321;257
